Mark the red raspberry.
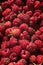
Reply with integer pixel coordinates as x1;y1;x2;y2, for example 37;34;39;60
28;27;35;35
19;39;29;49
26;42;37;53
39;34;43;41
21;50;30;60
19;23;28;31
8;62;16;65
26;11;32;16
35;30;41;36
0;61;4;65
40;48;43;54
29;55;36;63
40;2;43;8
1;58;10;65
4;21;11;28
12;4;19;13
34;40;43;49
15;0;23;6
13;46;22;55
39;27;43;33
2;8;11;16
8;0;14;5
9;37;17;46
16;59;27;65
19;7;23;12
34;1;40;9
2;48;10;57
40;13;43;20
3;36;8;41
9;52;17;61
13;18;22;26
36;55;43;64
23;5;28;12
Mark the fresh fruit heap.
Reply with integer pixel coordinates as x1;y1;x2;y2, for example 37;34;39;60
0;0;43;65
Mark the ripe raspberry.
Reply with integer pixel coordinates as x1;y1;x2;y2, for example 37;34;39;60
9;37;17;46
13;18;22;26
39;34;43;41
1;48;10;57
19;39;29;49
26;42;37;53
1;58;10;65
39;27;43;33
9;52;17;61
3;36;8;41
4;21;11;28
36;55;43;64
19;23;28;31
21;50;30;60
8;62;16;65
11;4;19;13
8;0;14;5
13;46;22;55
26;11;32;16
34;40;43;49
29;55;36;63
16;59;27;65
35;30;41;36
23;5;28;12
2;8;11;16
0;61;4;65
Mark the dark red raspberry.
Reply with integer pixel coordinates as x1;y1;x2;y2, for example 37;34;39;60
34;40;43;49
9;52;17;61
0;49;2;56
36;55;43;64
11;4;19;13
29;55;36;63
13;46;22;55
40;20;43;26
2;8;11;16
16;59;27;65
26;42;37;53
1;58;10;65
19;23;28;31
40;48;43;54
3;36;8;41
40;13;43;20
13;18;22;26
19;39;29;49
0;32;3;38
2;48;10;57
0;61;4;65
8;0;14;5
21;50;30;60
39;27;43;33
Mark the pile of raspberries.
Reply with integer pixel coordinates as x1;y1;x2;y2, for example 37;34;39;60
0;0;43;65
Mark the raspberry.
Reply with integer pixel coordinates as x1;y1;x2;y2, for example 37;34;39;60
34;40;43;49
8;62;16;65
9;52;17;61
11;4;19;13
1;58;10;65
8;0;14;5
23;5;28;12
26;11;32;16
19;23;28;31
40;13;43;20
1;48;10;57
21;50;30;60
35;30;41;36
39;34;43;41
29;55;36;63
2;8;11;16
39;27;43;33
16;59;27;65
9;37;17;46
3;36;8;41
19;39;29;49
36;55;43;64
13;46;22;55
4;21;11;28
26;42;37;53
13;18;22;26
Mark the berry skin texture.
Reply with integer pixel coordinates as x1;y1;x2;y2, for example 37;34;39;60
2;8;11;16
19;39;29;49
36;55;43;64
21;50;30;60
29;55;36;63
